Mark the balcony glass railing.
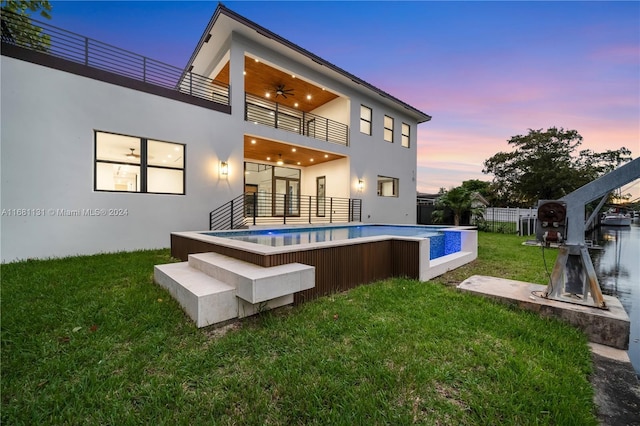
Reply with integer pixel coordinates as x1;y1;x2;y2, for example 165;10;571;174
1;10;229;105
245;93;349;146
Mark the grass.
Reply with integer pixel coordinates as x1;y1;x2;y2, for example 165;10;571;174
1;233;596;425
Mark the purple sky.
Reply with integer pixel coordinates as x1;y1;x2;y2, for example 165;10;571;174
47;1;640;198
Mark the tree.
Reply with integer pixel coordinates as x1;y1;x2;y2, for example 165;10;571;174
1;0;52;51
483;127;631;207
460;179;495;205
431;186;484;226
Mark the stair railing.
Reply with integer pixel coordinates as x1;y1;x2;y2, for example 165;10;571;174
209;192;362;230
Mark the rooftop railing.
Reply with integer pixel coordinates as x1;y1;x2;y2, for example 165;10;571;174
0;10;229;105
245;93;349;146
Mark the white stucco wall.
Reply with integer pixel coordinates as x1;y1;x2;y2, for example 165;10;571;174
310;97;349;126
1;56;244;262
300;157;351;199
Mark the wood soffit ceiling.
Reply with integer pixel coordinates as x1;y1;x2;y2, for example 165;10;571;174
244;136;345;167
214;57;339;112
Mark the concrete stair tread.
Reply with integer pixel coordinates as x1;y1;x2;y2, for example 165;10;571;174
189;252;312;278
188;252;315;304
155;262;234;296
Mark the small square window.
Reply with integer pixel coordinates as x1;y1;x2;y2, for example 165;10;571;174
377;175;399;197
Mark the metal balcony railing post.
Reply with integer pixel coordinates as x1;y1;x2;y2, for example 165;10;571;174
325;118;329;142
330;198;333;223
189;73;193;96
283;193;287;224
308;196;312;223
229;200;234;229
253;192;257;225
275;102;279;129
84;38;89;66
142;57;146;82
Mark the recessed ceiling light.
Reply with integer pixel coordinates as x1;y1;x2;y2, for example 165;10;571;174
291;74;296;78
294;102;299;107
324;154;328;158
174;147;180;151
254;58;259;63
306;95;312;100
267;157;271;161
310;158;314;162
168;154;172;158
243;71;246;75
251;139;256;144
292;148;296;152
297;162;301;165
266;93;271;98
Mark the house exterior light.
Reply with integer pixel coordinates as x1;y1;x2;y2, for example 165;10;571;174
220;161;229;176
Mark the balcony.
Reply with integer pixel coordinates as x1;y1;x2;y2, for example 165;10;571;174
245;93;349;146
1;10;229;106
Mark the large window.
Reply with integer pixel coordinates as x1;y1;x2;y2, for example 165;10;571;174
384;115;394;143
95;131;185;194
360;105;372;135
401;123;410;148
377;176;399;197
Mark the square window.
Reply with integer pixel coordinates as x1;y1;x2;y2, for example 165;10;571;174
377;176;399;197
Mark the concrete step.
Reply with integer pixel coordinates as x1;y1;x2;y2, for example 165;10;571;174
154;262;237;328
188;252;315;304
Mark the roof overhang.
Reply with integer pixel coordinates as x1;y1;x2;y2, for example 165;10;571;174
184;4;432;124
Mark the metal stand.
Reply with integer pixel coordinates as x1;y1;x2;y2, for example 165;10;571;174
544;244;607;309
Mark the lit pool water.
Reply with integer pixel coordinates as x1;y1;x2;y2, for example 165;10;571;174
205;225;462;260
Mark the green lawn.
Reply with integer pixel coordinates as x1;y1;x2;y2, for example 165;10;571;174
1;233;596;425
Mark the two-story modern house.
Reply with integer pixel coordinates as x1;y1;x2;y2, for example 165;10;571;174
1;4;431;262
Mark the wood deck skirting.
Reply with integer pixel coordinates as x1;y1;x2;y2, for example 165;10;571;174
171;234;421;303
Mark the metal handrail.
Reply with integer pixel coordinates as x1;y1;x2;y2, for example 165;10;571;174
210;192;362;230
0;10;229;105
245;93;349;146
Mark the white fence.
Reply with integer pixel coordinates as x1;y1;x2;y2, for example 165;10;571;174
481;207;537;236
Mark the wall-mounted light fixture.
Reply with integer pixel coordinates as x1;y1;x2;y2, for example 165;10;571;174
220;161;229;177
357;179;364;192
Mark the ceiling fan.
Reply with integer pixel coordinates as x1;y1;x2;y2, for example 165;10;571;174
274;84;294;99
125;148;140;159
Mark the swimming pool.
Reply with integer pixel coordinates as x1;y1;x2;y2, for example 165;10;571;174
205;225;461;260
169;223;477;304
